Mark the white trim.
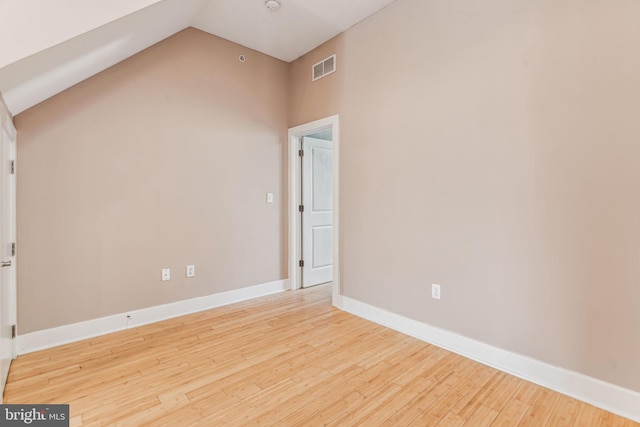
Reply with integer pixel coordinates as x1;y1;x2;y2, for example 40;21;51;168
0;94;16;139
334;294;640;423
0;94;17;362
287;115;340;303
9;128;17;361
17;279;289;355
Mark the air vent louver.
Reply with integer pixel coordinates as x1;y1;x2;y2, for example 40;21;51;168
312;54;337;81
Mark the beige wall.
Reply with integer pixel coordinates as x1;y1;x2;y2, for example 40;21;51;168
16;28;289;333
290;0;640;392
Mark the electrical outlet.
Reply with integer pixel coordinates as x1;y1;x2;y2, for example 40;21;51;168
267;193;274;204
432;284;441;300
162;268;171;282
186;265;195;278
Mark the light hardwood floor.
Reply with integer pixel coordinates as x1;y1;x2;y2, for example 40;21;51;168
4;285;637;426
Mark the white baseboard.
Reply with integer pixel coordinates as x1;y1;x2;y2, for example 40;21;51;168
334;295;640;423
18;279;289;355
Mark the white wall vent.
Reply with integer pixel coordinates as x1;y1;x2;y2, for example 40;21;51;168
312;54;336;81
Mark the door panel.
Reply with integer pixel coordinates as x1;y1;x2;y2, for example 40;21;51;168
302;137;332;288
312;147;332;211
0;114;16;395
312;226;332;268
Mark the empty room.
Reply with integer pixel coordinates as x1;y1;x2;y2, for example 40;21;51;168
0;0;639;425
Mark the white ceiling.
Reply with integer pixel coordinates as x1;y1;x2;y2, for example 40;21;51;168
0;0;396;116
193;0;396;63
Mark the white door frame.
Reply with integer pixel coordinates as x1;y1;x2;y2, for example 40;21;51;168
9;133;16;359
288;115;340;303
0;98;17;364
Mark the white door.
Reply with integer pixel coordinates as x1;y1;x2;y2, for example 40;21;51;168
0;112;16;395
301;137;333;288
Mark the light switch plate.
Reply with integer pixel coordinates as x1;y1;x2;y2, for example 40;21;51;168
267;193;274;203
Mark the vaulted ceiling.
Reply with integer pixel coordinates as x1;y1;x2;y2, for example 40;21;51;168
0;0;396;115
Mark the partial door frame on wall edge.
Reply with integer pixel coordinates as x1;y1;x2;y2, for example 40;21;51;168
287;115;340;303
0;95;17;361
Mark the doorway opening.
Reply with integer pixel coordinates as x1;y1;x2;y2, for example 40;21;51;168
288;115;339;303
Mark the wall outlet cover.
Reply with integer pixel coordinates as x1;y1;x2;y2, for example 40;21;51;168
186;265;195;278
432;284;441;300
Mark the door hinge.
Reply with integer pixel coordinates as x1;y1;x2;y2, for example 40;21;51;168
11;242;15;257
298;149;304;157
299;205;304;212
11;325;16;339
10;160;15;175
299;260;304;268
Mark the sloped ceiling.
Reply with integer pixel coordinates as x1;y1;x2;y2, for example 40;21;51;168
0;0;396;116
0;0;205;115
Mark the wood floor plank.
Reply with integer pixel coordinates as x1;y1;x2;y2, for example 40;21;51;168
546;396;582;426
574;403;604;427
491;398;531;427
518;387;561;426
4;284;637;426
463;404;499;426
412;363;493;425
